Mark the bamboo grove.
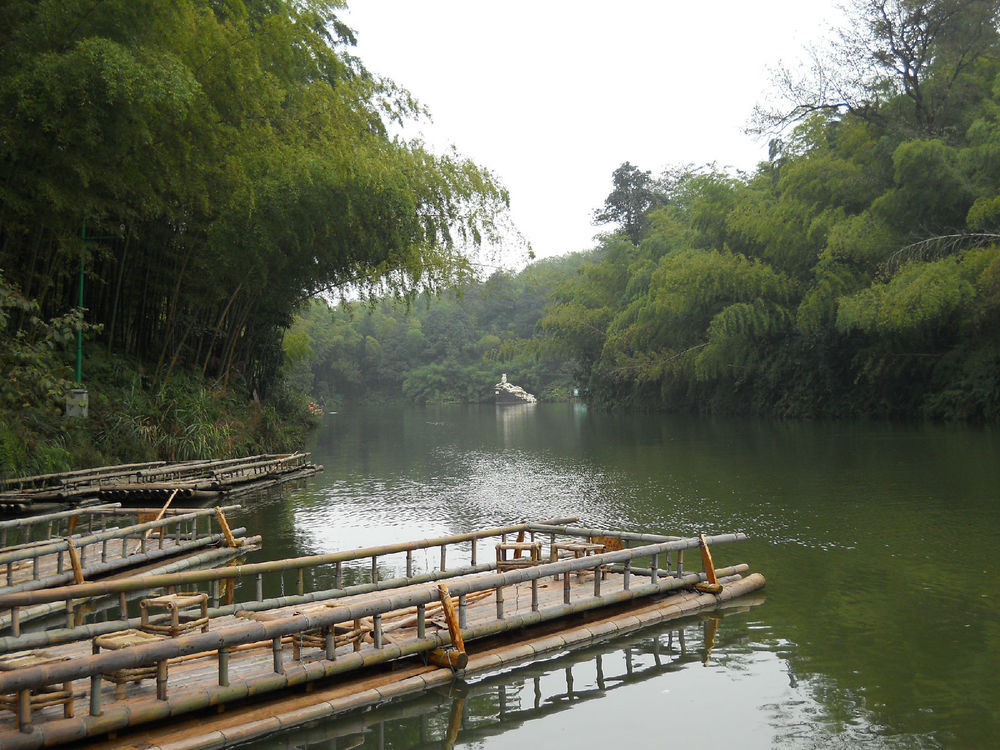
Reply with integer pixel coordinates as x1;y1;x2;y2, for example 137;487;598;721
0;0;508;404
543;0;1000;419
293;1;1000;420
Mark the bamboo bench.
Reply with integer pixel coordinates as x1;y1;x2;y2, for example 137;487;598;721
550;541;606;580
92;629;168;699
495;541;543;571
0;651;74;733
140;592;210;636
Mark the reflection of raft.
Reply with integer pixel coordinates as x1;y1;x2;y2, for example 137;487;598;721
494;373;537;405
0;519;764;748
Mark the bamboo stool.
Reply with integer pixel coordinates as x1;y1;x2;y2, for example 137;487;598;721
550;541;605;580
92;629;168;699
0;651;74;733
495;541;543;572
139;592;210;636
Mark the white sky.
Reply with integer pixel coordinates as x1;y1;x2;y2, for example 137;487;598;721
343;1;844;266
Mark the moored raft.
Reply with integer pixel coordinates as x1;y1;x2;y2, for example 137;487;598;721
0;454;323;510
0;519;765;748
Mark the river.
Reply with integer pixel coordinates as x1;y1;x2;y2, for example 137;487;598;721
235;404;1000;749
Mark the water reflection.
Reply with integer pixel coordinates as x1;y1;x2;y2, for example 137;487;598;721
495;404;536;446
240;598;904;750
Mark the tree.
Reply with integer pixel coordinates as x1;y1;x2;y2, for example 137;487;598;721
593;162;665;244
753;0;1000;137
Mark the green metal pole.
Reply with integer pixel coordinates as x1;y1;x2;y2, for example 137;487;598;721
76;252;84;383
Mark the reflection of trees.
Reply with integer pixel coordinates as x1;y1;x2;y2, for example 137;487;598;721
245;606;762;750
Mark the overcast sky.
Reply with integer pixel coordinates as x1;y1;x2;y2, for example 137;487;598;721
343;1;844;267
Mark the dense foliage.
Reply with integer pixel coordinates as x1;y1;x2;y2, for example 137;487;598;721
298;0;1000;420
0;0;508;474
547;0;1000;419
0;0;506;392
283;256;584;405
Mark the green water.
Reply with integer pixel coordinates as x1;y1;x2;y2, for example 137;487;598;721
236;404;1000;749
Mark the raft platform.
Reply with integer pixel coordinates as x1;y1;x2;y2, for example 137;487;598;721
0;454;322;511
0;520;765;748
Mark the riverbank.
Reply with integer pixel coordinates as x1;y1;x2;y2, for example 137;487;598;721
0;351;317;481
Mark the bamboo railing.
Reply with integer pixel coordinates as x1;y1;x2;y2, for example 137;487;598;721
0;518;579;645
0;506;240;582
0;503;121;545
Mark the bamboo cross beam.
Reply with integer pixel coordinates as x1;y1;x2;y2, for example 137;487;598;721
0;504;121;532
428;583;467;669
214;506;242;548
694;534;723;594
63;538;85;585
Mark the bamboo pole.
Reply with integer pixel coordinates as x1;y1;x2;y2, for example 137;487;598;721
128;489;179;555
527;523;683;544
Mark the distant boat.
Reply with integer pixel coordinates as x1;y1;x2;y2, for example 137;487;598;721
494;373;537;405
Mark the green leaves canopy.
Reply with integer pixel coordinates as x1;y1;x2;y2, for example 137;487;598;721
0;0;509;396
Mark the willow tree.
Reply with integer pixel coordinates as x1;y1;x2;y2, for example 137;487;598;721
0;0;509;396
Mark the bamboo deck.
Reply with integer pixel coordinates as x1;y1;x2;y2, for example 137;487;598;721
0;519;765;748
0;571;764;749
94;579;766;750
0;454;322;511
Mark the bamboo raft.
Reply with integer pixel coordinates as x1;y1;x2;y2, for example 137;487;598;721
0;454;322;511
117;592;766;750
0;504;256;634
0;520;765;748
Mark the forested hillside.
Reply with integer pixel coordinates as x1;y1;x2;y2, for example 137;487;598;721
299;1;1000;420
0;0;507;474
282;255;584;406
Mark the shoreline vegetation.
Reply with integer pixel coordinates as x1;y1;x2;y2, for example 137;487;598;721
0;0;509;480
5;1;1000;478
